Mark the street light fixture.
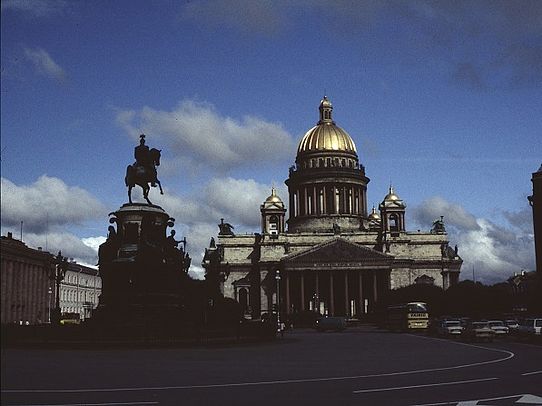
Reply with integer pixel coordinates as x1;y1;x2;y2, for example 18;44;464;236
275;270;281;336
49;251;68;325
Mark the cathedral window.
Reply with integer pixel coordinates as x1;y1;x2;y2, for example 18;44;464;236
389;214;399;232
335;188;340;214
318;188;324;214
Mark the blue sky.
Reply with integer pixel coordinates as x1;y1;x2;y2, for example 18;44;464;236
1;0;541;283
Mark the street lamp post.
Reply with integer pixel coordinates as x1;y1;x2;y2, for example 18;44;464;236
49;251;68;325
47;286;52;323
275;270;281;336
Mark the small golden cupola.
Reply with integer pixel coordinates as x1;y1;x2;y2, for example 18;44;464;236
368;205;381;231
379;186;406;234
260;187;286;238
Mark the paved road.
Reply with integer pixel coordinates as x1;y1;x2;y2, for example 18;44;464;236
2;326;541;406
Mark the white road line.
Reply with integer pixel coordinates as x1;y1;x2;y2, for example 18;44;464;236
1;338;515;394
410;393;529;406
352;377;498;394
5;403;158;406
522;370;542;376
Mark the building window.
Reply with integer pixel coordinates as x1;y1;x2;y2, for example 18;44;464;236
389;214;399;232
318;188;324;215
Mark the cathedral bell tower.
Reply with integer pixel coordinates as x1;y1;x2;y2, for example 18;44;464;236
261;187;286;238
286;96;370;233
379;186;406;236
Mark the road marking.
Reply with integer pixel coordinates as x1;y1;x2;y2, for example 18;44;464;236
522;370;542;376
411;393;542;405
352;377;498;394
5;403;159;406
1;338;515;394
516;394;542;404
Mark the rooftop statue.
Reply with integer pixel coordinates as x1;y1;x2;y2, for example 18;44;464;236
218;218;235;236
125;134;164;205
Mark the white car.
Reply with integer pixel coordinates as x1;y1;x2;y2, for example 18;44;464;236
518;318;542;336
487;320;509;336
437;320;464;337
504;319;519;331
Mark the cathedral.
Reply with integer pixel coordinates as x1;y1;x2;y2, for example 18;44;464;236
203;97;462;319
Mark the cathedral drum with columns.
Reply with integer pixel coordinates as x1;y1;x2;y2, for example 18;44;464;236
202;97;462;320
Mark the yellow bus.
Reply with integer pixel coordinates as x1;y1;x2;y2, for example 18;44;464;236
387;302;429;331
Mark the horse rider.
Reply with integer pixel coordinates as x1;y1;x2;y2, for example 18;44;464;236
134;134;156;186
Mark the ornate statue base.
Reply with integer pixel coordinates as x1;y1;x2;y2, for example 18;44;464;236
92;203;191;332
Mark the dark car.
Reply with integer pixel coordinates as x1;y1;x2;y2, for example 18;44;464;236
315;316;347;332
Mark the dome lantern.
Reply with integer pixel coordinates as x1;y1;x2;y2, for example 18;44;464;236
318;95;334;125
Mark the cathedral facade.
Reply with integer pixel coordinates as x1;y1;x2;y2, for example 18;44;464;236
203;97;462;319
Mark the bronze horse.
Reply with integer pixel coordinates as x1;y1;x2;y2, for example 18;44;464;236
125;148;163;205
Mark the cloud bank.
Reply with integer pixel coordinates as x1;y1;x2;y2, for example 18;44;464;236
117;99;295;174
1;176;106;233
411;196;535;284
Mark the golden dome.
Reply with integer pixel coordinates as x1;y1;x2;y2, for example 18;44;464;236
263;187;284;208
297;96;357;155
368;206;381;220
384;186;400;202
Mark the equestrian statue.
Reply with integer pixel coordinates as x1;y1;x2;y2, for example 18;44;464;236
125;134;164;204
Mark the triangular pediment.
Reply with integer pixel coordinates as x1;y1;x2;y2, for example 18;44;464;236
282;238;393;267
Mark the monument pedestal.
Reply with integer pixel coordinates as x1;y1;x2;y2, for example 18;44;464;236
93;203;191;332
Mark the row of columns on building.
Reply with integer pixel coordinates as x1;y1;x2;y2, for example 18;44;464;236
1;260;53;324
275;269;386;317
290;184;367;218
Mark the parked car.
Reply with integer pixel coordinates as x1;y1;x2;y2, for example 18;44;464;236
315;316;347;332
463;321;495;342
437;320;464;337
504;319;519;332
518;318;542;337
487;320;509;336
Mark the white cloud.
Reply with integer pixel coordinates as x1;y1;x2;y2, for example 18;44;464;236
411;197;535;284
22;231;99;267
1;176;107;233
410;196;480;231
23;47;66;82
82;236;106;253
116;99;295;174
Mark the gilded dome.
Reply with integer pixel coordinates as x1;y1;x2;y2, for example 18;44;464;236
368;206;381;220
384;186;403;202
297;96;357;155
263;187;284;209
